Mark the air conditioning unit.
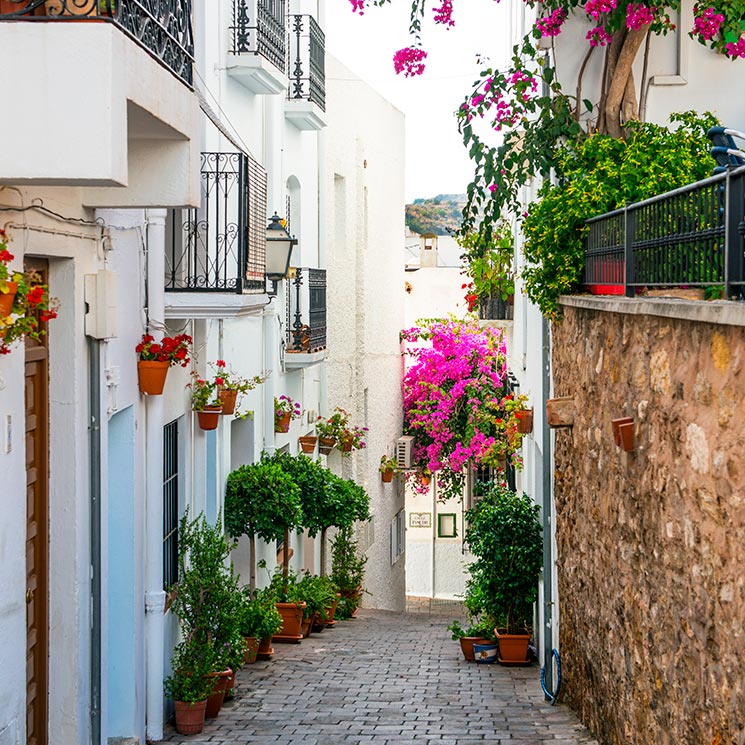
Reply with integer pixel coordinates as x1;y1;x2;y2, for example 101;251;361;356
396;436;414;469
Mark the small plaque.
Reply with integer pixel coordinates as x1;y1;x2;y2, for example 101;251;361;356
408;512;431;528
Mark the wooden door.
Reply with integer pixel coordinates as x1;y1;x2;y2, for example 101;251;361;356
25;258;48;745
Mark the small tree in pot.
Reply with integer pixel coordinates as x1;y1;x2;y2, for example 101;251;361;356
464;481;542;664
225;456;302;593
330;524;368;619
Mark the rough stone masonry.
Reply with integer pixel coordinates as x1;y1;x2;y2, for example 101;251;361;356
552;303;745;745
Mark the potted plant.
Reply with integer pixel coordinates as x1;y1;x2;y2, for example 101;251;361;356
167;511;246;719
298;432;318;454
447;619;497;662
378;454;400;483
0;230;59;355
164;639;217;735
464;482;542;665
337;423;368;454
295;572;338;634
211;359;267;417
135;331;191;395
239;586;282;662
330;524;368;619
274;394;302;433
189;374;223;430
315;409;345;453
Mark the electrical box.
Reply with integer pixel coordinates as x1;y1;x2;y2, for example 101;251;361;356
85;270;118;339
396;435;414;469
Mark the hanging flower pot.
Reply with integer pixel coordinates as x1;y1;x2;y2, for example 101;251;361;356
0;280;17;317
275;412;291;433
546;396;575;428
381;469;394;483
218;388;238;415
516;407;534;434
611;417;634;448
298;435;317;454
318;437;336;455
137;360;170;396
196;405;222;431
340;439;353;452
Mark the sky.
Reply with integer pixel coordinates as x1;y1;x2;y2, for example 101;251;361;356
325;0;512;203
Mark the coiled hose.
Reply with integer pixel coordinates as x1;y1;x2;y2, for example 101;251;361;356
540;648;562;705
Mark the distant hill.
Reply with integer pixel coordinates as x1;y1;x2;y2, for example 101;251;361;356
405;194;466;236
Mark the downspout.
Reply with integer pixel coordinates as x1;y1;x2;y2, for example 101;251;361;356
541;315;554;694
144;209;167;742
88;337;102;745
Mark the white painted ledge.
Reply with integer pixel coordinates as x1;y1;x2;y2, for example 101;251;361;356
164;292;270;319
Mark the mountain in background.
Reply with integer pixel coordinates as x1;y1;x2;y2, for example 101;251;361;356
405;193;466;236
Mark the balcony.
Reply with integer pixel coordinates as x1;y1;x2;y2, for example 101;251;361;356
285;14;326;131
583;166;745;301
227;0;288;94
165;152;270;318
284;267;327;367
0;0;199;202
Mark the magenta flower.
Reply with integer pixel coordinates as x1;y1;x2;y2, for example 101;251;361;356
393;46;428;77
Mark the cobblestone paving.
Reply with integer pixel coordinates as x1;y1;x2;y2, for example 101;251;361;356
160;603;600;745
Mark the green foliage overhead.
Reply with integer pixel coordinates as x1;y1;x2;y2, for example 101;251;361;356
464;483;543;635
521;111;719;316
224;455;303;542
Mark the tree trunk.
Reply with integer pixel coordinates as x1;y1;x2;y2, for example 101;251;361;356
603;25;650;138
249;534;256;594
282;527;290;596
320;526;327;576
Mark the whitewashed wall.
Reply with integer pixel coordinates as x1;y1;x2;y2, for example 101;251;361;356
324;55;406;611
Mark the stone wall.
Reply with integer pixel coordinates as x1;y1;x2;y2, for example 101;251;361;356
552;301;745;745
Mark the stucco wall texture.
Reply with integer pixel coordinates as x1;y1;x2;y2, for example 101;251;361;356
552;304;745;745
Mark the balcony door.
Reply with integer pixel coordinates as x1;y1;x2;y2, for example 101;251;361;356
25;258;49;745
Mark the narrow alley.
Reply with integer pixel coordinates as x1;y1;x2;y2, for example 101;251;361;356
160;601;599;744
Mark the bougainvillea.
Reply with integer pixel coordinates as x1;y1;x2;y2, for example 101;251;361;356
401;319;526;500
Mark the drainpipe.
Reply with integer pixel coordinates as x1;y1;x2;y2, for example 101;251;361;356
88;337;102;745
144;209;167;742
541;316;554;694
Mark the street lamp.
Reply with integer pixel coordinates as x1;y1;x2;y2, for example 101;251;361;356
265;213;298;294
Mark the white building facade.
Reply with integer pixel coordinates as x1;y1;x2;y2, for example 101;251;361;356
0;0;334;743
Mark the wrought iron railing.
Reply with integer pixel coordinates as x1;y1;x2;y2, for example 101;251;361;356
285;267;327;353
287;14;325;111
166;152;267;294
584;165;745;299
0;0;194;85
230;0;286;73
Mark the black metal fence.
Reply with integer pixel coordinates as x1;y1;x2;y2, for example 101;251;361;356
0;0;194;85
584;165;745;299
166;152;267;294
285;267;327;353
231;0;286;72
288;14;325;111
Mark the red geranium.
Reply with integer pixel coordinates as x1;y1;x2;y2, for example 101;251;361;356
136;333;192;366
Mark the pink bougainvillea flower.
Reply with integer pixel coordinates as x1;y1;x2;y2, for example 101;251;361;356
586;25;613;45
535;8;567;37
626;3;655;30
349;0;365;14
726;37;745;58
692;6;725;40
433;0;455;27
584;0;617;21
393;46;428;77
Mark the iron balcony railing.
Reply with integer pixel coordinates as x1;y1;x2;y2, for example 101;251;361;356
166;152;267;294
285;267;327;353
0;0;194;85
584;165;745;300
231;0;286;73
288;14;325;111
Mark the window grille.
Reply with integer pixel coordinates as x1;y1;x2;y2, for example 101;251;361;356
163;420;179;589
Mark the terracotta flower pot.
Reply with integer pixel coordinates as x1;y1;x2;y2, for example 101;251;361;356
223;669;236;701
516;408;534;434
420;474;431;487
300;613;315;638
618;421;635;452
173;699;207;735
381;469;394;483
324;593;341;628
546;396;575;428
611;417;634;448
196;405;222;431
298;435;317;454
275;412;291;433
243;636;259;664
495;630;531;665
0;280;17;317
218;388;238;415
257;636;274;660
273;601;306;643
137;359;170;396
340;440;353;452
458;636;493;662
318;437;336;455
205;668;232;718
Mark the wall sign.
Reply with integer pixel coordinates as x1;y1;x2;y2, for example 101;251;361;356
409;512;431;528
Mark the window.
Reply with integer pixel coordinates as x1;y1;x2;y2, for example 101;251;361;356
163;419;179;589
437;513;457;538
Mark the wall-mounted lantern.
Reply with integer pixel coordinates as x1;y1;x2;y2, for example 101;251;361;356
265;213;298;294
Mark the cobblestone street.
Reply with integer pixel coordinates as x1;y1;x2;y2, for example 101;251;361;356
160;602;600;744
